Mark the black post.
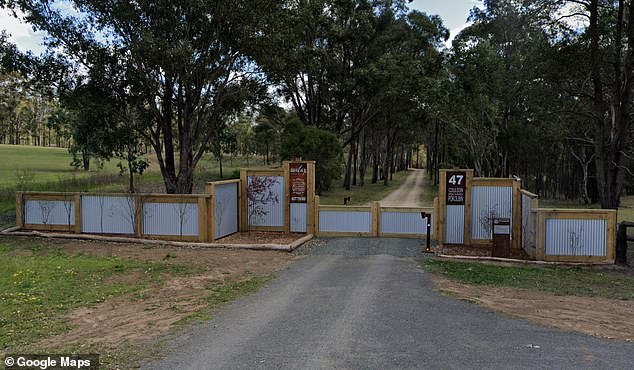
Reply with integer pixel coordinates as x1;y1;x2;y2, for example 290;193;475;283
426;216;431;252
616;223;628;266
421;212;432;253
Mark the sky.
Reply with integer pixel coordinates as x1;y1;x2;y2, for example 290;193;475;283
410;0;482;45
0;1;481;55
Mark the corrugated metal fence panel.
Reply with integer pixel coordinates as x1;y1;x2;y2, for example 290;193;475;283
214;183;239;239
470;186;512;240
290;203;307;233
545;219;607;256
143;202;199;236
319;210;372;233
247;176;285;227
380;211;433;236
521;194;536;252
24;200;74;225
81;196;135;234
445;205;464;244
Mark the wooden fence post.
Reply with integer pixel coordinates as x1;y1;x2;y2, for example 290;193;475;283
198;195;209;242
463;170;473;246
512;179;522;250
372;201;380;237
307;161;316;235
205;184;215;242
15;192;24;229
240;169;247;232
283;161;291;234
433;196;439;239
607;210;617;262
74;194;82;234
314;195;320;236
135;194;144;238
536;210;546;261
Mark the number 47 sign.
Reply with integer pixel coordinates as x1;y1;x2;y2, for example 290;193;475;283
446;171;466;205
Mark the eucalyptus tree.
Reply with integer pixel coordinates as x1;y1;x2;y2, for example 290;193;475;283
256;1;447;189
2;0;270;193
557;0;634;208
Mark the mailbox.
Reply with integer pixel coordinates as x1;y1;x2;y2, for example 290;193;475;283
491;218;511;258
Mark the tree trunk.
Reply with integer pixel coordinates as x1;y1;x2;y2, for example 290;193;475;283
359;129;367;186
219;155;223;178
343;140;354;190
372;147;379;184
128;158;135;194
352;137;358;186
590;0;634;208
383;140;391;186
82;151;90;171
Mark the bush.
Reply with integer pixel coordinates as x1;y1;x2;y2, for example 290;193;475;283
281;117;342;193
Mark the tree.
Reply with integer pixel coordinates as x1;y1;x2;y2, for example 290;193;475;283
257;1;447;190
4;0;270;193
281;116;342;193
582;0;634;208
254;120;280;165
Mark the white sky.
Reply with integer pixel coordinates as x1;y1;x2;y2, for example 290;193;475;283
410;0;483;46
0;1;480;54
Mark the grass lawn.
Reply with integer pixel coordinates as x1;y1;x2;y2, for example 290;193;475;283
0;144;275;228
318;170;410;206
423;259;634;300
0;236;292;369
0;145;121;187
0;238;190;350
539;195;634;223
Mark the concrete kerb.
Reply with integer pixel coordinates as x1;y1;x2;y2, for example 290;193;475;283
0;227;314;252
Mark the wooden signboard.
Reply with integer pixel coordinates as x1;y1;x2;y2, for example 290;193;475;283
446;171;466;205
290;162;308;203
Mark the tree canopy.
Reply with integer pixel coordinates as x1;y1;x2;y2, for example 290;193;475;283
2;0;634;208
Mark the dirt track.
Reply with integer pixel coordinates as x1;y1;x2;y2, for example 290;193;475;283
379;168;427;207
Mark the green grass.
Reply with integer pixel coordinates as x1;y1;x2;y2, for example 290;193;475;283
0;238;190;349
0;144;121;188
318;170;410;205
539;196;634;223
423;259;634;300
0;144;276;228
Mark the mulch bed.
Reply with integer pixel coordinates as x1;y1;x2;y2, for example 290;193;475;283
440;244;530;259
441;244;492;257
214;232;306;245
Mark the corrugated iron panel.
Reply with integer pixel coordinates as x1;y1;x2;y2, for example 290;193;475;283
81;195;135;234
521;194;536;252
545;219;607;256
380;211;433;236
24;200;74;226
319;210;371;233
143;202;199;237
470;186;513;240
445;205;464;244
247;176;285;227
214;182;239;239
290;203;307;233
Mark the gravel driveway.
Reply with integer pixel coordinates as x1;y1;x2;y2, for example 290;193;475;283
147;238;633;370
